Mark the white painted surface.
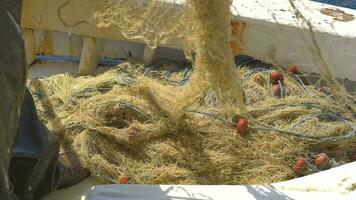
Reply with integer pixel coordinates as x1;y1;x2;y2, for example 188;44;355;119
231;0;356;81
232;0;356;37
83;162;356;200
24;0;356;81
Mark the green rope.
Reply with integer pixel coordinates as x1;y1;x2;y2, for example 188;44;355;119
186;109;356;142
117;101;152;123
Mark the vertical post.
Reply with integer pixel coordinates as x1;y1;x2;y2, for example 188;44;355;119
79;37;98;75
230;20;246;56
23;28;37;66
143;45;156;64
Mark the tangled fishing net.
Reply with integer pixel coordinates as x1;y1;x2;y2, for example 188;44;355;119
30;0;355;184
29;60;355;184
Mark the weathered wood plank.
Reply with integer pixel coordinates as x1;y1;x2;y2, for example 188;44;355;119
21;0;183;49
79;37;98;75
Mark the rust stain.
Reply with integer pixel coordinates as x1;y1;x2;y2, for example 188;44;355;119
230;20;247;56
321;8;354;22
41;31;53;55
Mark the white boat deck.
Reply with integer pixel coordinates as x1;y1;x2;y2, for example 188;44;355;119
84;161;356;200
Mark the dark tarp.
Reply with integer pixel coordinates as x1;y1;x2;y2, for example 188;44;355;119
0;0;27;199
9;89;61;199
0;1;61;199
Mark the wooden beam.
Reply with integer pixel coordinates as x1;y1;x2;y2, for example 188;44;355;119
143;45;156;64
22;28;37;65
79;37;98;75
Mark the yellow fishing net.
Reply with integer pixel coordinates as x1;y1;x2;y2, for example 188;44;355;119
29;0;355;184
29;60;355;184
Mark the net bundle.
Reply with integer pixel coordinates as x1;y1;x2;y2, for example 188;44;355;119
29;0;355;184
29;60;355;184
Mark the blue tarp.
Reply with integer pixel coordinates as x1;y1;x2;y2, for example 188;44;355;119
313;0;356;9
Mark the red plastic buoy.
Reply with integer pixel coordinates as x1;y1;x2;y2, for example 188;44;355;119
119;175;130;184
270;71;284;84
127;127;141;139
287;65;298;74
272;85;281;97
294;157;307;173
250;96;257;104
315;87;327;93
315;153;330;170
236;118;249;136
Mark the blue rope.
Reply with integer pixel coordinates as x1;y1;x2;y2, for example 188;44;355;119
292;74;308;94
34;55;125;67
278;80;284;98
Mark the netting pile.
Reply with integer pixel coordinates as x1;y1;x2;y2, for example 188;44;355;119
29;59;355;184
29;0;355;184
